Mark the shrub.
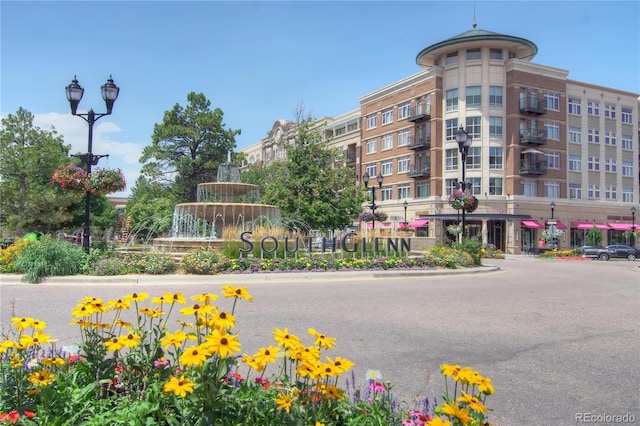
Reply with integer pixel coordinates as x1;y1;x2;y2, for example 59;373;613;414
123;251;176;275
13;236;88;283
0;238;33;273
87;255;129;276
180;247;224;274
456;238;484;265
423;246;474;269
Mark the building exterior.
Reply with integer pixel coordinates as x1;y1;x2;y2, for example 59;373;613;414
240;26;639;254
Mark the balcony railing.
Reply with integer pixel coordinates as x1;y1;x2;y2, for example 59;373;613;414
519;97;547;114
520;131;547;145
407;106;431;122
407;165;431;178
345;155;356;166
407;136;431;150
520;160;547;175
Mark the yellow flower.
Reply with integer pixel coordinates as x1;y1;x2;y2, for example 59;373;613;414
11;317;32;331
314;362;340;379
273;327;301;350
28;369;56;386
164;375;194;398
477;376;495;395
307;328;336;350
322;384;344;400
71;304;94;318
426;418;452;426
10;354;22;368
19;331;51;348
179;344;210;367
29;319;47;330
160;330;189;350
125;292;149;303
105;337;125;352
41;357;66;367
165;291;187;305
274;390;295;413
180;303;214;317
204;328;241;358
209;311;236;330
441;364;461;378
325;356;354;373
120;330;141;348
457;391;488;413
221;285;253;302
253;345;280;366
140;306;164;318
242;354;266;373
108;298;131;310
114;319;132;328
191;293;219;305
0;340;16;354
441;403;472;425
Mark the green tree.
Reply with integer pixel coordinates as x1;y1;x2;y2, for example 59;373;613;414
261;112;363;232
140;92;240;202
585;225;603;246
0;108;78;235
125;176;176;238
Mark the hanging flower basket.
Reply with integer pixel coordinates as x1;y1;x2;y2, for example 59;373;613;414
448;189;478;213
359;211;388;222
90;168;126;195
51;164;88;192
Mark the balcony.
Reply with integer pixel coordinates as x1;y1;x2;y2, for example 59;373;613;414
407;165;431;178
519;97;547;115
520;130;547;145
407;136;431;150
520;160;547;175
407;106;431;122
345;155;356;166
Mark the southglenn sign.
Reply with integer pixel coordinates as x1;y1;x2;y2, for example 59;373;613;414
239;231;411;256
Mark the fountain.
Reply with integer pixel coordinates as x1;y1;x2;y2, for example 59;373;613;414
153;153;281;253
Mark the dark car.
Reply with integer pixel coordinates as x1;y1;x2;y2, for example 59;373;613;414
582;244;639;261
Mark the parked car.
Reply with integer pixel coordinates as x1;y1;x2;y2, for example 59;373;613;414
582;244;639;261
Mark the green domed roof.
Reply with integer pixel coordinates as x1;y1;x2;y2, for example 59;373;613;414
416;27;538;68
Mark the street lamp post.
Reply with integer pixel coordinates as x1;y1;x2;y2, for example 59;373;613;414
550;201;555;219
403;200;408;225
549;201;557;249
363;172;384;230
455;127;472;237
632;207;637;247
65;76;120;253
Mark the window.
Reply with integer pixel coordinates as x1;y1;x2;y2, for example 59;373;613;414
466;48;481;60
416;181;430;198
380;186;392;201
397;184;410;200
544;92;560;111
398;157;410;173
489;147;503;170
587;101;599;116
568;155;582;172
347;120;359;132
569;127;581;144
446;89;458;112
366;114;377;129
445;52;458;65
365;164;376;178
605;158;617;173
604;104;616;119
588;184;600;199
544;181;560;198
489;86;503;108
489;178;503;195
622;187;634;203
397;129;410;147
545;152;560;169
622;161;633;177
604;131;616;146
466;86;481;109
569;183;582;199
588;156;600;171
467;177;481;195
466;116;481;139
605;185;616;200
587;129;600;144
382;108;393;125
381;134;393;150
568;98;581;115
520;179;537;197
381;160;393;176
489;117;503;139
445;148;459;171
489;48;502;60
398;102;410;120
544;122;560;140
445;119;458;141
365;138;377;154
445;179;458;195
466;147;481;170
621;107;633;124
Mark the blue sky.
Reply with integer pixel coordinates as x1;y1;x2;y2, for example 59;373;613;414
2;1;638;197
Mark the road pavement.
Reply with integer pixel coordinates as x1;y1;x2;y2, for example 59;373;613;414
1;256;638;425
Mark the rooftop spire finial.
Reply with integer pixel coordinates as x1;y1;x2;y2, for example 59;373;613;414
473;3;477;29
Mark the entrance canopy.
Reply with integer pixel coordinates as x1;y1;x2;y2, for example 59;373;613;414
521;219;543;229
571;221;610;230
546;220;567;230
409;218;429;228
366;221;393;229
607;223;634;231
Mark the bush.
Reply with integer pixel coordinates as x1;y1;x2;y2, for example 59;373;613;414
456;238;484;265
123;251;176;275
0;238;33;273
13;236;88;283
87;255;129;276
180;247;224;274
423;246;474;269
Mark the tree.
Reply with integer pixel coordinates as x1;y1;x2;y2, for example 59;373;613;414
140;92;241;202
260;111;363;232
0;108;78;235
585;225;603;246
125;176;176;238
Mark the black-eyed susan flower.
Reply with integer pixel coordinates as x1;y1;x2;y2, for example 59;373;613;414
242;354;266;373
322;384;344;400
221;285;253;302
425;418;451;426
441;403;472;425
120;330;141;348
204;328;241;358
160;330;189;350
11;317;32;331
477;376;494;395
307;328;336;351
325;356;354;374
108;298;131;310
165;291;187;305
105;337;124;352
191;293;219;305
125;292;149;303
253;345;280;366
180;303;214;317
164;375;194;398
19;331;51;348
209;311;236;330
28;369;55;386
274;390;295;413
273;327;301;350
179;344;210;367
456;391;488;414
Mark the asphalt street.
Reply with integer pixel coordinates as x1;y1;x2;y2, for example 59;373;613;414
1;256;638;425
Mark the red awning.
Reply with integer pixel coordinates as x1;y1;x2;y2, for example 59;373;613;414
521;219;543;229
571;221;610;230
608;223;634;231
408;219;429;228
546;220;567;230
366;221;393;229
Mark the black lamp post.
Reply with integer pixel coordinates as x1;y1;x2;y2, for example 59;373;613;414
455;127;472;237
403;200;408;225
363;172;384;230
549;201;557;249
550;201;555;220
632;207;636;232
66;75;120;253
